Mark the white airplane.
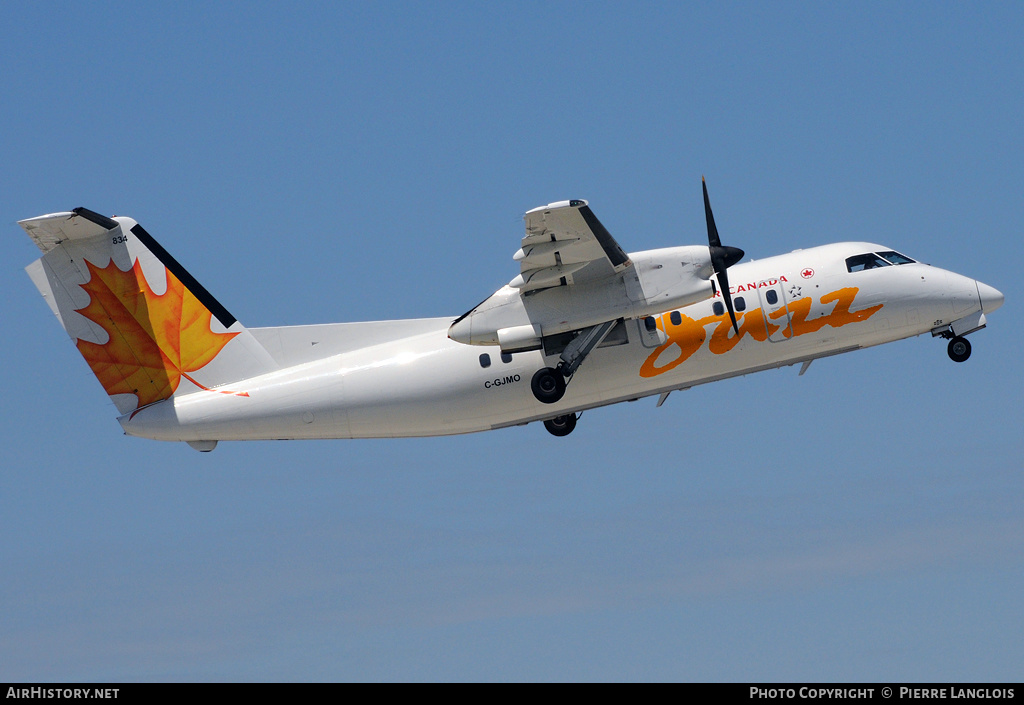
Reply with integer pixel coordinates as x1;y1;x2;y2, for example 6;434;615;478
20;180;1004;450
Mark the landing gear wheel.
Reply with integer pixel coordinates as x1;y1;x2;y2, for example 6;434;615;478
947;336;971;363
531;367;566;404
544;413;577;437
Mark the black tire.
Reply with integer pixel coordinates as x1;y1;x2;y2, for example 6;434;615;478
947;336;971;363
531;367;566;404
544;413;577;437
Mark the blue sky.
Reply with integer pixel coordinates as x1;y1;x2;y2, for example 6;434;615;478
2;1;1021;681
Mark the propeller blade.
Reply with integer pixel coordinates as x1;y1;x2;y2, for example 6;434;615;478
716;266;741;335
702;176;720;248
702;177;744;335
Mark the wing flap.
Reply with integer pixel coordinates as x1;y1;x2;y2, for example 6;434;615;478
518;200;631;289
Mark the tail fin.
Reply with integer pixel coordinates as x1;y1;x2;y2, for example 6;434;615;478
22;208;278;415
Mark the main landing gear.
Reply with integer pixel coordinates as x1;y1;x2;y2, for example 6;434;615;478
531;321;618;437
531;367;566;403
543;413;577;437
529;319;618;405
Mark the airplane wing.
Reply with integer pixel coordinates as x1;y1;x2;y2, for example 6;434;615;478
512;200;632;291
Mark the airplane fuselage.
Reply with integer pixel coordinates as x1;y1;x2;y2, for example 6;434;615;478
120;241;1001;442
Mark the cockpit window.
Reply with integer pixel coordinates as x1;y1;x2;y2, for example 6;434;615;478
846;253;892;272
878;250;916;265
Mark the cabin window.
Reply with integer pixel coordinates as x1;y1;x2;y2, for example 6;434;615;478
712;301;725;316
735;296;746;312
479;353;491;368
644;316;657;332
766;290;778;305
846;253;891;272
669;310;681;326
500;352;512;364
878;250;916;265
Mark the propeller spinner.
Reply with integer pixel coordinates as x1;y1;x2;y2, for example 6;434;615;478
703;177;745;335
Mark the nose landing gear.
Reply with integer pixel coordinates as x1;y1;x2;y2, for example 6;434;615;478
947;336;971;363
933;320;977;363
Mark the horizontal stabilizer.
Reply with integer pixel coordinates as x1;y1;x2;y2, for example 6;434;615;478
19;210;113;253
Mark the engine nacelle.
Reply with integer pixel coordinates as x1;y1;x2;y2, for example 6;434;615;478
629;246;715;315
497;324;543;353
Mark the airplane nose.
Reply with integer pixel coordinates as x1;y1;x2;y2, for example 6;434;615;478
976;281;1004;313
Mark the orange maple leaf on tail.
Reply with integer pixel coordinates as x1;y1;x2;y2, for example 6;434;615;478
75;258;241;409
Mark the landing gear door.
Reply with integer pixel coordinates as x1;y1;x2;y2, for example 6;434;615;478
758;280;792;342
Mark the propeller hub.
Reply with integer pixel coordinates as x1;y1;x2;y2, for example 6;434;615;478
711;245;744;271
